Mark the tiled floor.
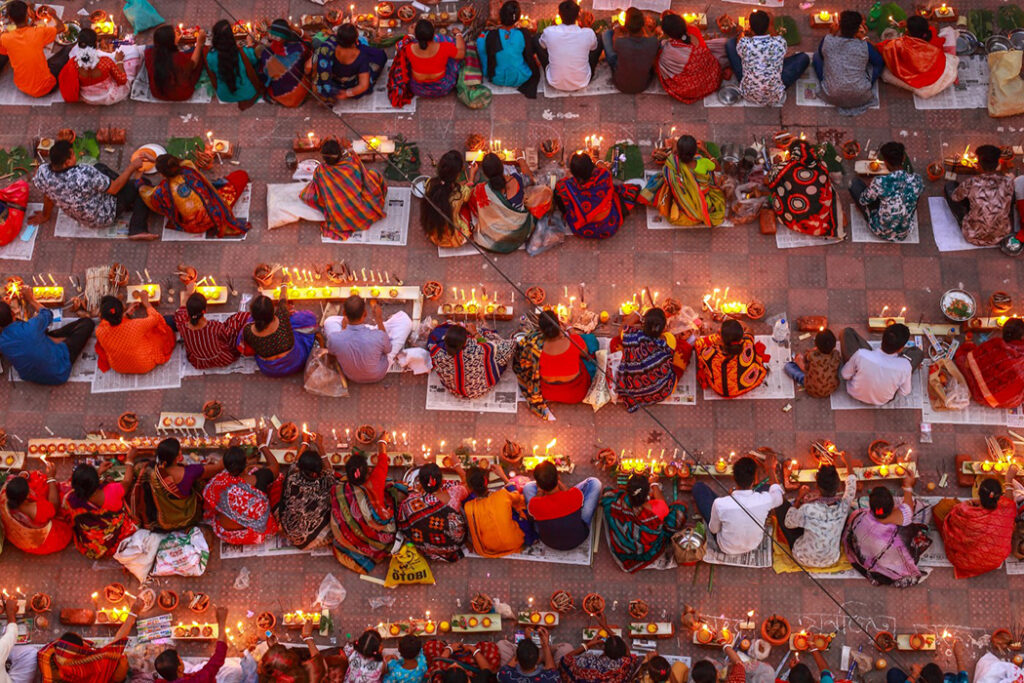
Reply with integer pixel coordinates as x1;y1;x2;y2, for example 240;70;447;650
1;0;1022;672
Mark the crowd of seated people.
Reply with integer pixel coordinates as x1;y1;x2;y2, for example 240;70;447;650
0;0;983;114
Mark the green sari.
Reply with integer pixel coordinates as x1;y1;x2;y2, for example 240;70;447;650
640;154;726;227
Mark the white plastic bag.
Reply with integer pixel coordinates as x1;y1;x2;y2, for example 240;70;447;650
974;653;1024;683
314;573;347;610
526;214;570;256
151;528;209;577
113;529;164;584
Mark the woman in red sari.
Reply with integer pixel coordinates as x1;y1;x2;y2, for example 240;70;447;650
657;13;721;103
933;470;1022;578
767;139;842;238
423;640;500;681
202;443;281;545
954;318;1024;409
0;462;72;555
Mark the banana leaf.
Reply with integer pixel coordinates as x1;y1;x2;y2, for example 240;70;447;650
996;5;1024;31
865;2;907;33
603;142;644;181
968;9;994;40
165;136;205;162
704;141;721;159
72;131;99;162
775;15;801;46
0;147;33;178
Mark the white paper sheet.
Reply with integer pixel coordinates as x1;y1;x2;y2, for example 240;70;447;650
849;203;920;244
928;196;992;251
0;204;41;260
425;368;520;413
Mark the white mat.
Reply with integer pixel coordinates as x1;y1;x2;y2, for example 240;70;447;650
160;184;251;241
10;313;97;383
465;533;593;565
919;363;1022;425
488;80;545;97
425;367;520;413
332;69;416;113
220;536;332;559
0;6;64;107
593;0;670;11
53;210;132;239
723;0;783;6
90;346;184;394
829;340;925;409
703;334;795;400
0;204;41;260
543;62;662;99
913;55;988;110
849;203;920;244
130;67;213;104
704;78;784;107
928;196;991;252
702;523;774;567
774;218;845;249
796;77;880;109
604;345;698;406
320;187;411;246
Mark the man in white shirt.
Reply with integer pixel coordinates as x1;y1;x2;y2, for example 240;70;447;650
692;454;783;555
0;597;37;683
535;0;601;92
840;323;923;405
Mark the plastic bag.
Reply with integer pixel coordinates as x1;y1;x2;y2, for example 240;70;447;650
123;0;165;33
303;342;349;397
314;573;347;610
927;359;970;411
151;528;209;577
233;566;251;590
974;653;1024;683
0;179;28;246
524;185;553;219
384;543;435;586
582;349;611;412
525;213;570;256
113;529;163;584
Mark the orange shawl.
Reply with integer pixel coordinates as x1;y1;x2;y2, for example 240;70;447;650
877;36;945;89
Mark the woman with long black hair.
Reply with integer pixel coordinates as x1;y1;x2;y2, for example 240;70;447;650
205;19;263;108
144;23;206;100
421;150;477;248
476;0;538;96
173;283;250;370
470;152;534;253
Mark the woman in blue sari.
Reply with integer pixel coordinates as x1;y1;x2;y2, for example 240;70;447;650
240;288;316;377
554;153;639;239
256;19;311;107
477;0;538;97
311;23;387;102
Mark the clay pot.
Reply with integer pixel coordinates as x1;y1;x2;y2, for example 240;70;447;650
257;612;276;630
202;401;223;420
761;616;791;646
926;162;945;182
355;424;376;445
422;281;443;301
177;264;198;285
500;440;524;465
841;140;861;159
30;593;51;613
992;628;1013;651
594;447;617;470
118;412;139;433
746;299;766;320
628;600;649;620
867;440;891;465
158;590;179;611
187;591;210;614
549;590;573;613
525;287;545;305
277;422;299;443
104;583;126;603
539;139;561;159
874;631;896;652
253;263;275;288
990;291;1013;315
581;593;605;617
469;594;493;614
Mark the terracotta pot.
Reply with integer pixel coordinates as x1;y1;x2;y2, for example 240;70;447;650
118;412;139;433
469;593;493;614
202;401;223;420
549;590;573;613
761;616;791;646
867;439;891;465
158;590;178;611
500;440;524;465
355;424;376;445
257;612;277;630
30;593;51;613
990;291;1013;315
581;593;605;617
926;162;945;182
422;281;443;301
874;631;896;652
992;628;1013;650
628;600;649;620
841;140;861;159
746;299;765;320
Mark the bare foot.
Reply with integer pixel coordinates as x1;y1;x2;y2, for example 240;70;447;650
128;232;160;241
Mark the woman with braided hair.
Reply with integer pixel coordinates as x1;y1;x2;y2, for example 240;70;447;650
398;463;469;563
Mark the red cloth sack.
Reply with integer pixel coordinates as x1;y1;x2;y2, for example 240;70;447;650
0;179;30;246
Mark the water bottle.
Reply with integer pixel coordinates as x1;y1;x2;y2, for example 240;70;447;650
772;317;789;343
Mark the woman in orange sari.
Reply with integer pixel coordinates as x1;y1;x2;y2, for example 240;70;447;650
0;462;72;555
877;16;958;98
695;319;769;398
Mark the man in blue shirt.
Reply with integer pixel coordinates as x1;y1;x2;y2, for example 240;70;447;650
0;287;94;385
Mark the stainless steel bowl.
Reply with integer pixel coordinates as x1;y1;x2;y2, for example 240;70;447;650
956;28;980;55
1010;28;1024;50
717;85;741;105
986;34;1012;53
